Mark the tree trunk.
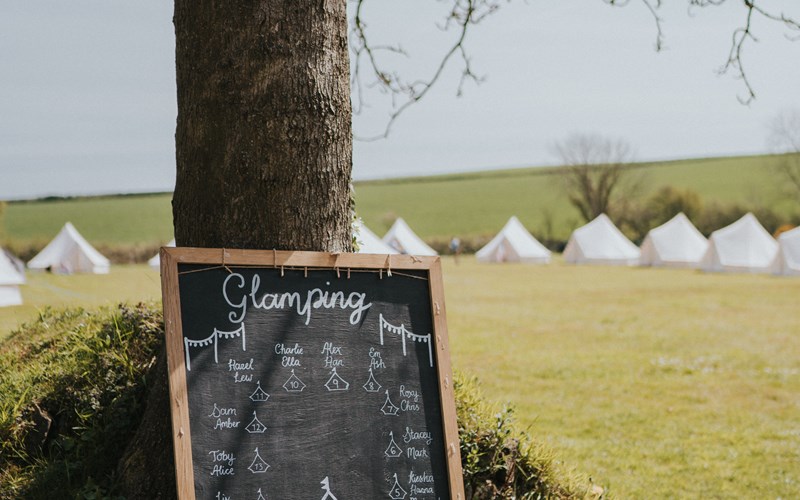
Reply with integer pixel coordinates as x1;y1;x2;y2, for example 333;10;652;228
118;2;352;495
172;0;353;252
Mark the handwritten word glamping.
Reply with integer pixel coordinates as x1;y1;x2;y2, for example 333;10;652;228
223;273;372;325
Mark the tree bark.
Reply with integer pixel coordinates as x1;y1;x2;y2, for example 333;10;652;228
118;2;352;495
172;0;353;252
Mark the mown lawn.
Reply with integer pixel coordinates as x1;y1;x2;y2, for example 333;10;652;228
0;258;797;497
0;265;162;336
442;256;800;498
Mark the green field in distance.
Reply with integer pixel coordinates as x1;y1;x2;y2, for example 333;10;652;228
2;153;796;248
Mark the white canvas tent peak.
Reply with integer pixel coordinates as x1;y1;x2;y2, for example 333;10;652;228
563;213;640;265
0;249;25;307
27;222;110;274
700;213;778;273
382;218;437;256
354;221;399;255
3;249;25;278
476;216;551;263
639;213;708;268
770;226;800;276
148;239;176;269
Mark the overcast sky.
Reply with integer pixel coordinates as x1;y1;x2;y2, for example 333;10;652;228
1;1;798;200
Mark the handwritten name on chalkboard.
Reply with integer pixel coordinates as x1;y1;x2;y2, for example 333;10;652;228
161;249;464;500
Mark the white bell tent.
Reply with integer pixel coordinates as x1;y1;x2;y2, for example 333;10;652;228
476;216;551;264
148;239;176;270
563;213;640;265
27;222;111;274
3;249;25;276
0;249;25;307
639;213;708;268
699;213;778;273
382;218;437;256
354;221;399;255
771;226;800;276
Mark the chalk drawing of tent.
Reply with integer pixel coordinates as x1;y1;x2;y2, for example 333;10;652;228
363;368;382;393
324;368;349;391
384;431;403;458
388;473;407;499
245;411;267;434
249;381;270;402
381;390;400;416
283;369;306;393
320;476;338;500
183;323;246;371
248;447;270;474
378;313;433;368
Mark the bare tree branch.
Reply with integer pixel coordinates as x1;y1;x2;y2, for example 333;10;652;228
604;0;665;50
767;108;800;198
350;0;502;141
352;1;798;140
609;0;799;104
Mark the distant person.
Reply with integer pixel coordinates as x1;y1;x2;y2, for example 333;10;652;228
449;237;461;264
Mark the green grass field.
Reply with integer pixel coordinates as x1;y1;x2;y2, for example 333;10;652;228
0;265;162;335
2;154;795;249
355;154;796;242
0;259;797;498
442;257;800;498
3;194;174;248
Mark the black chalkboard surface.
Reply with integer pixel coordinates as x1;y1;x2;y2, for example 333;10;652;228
161;249;464;500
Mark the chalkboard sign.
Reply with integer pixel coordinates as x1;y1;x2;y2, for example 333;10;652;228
161;248;464;500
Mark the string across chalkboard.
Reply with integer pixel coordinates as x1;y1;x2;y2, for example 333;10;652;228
161;248;464;500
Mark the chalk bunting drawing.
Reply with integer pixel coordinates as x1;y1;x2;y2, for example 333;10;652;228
378;314;433;368
184;323;246;371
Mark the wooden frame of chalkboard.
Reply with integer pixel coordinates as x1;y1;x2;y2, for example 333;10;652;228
161;247;465;500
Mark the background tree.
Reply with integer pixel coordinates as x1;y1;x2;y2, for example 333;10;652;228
553;133;642;223
767;108;800;200
618;186;704;241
